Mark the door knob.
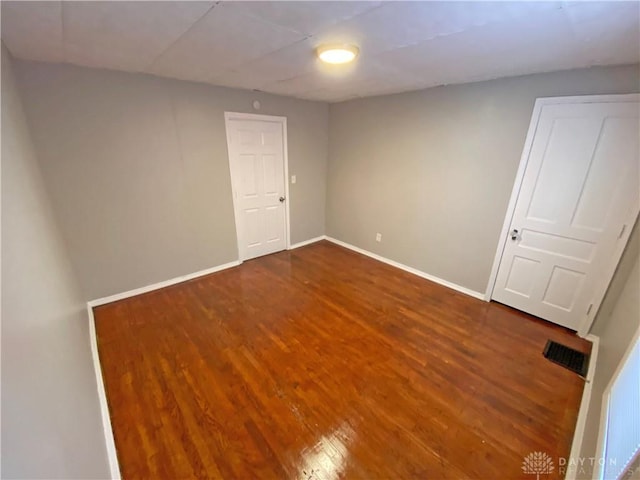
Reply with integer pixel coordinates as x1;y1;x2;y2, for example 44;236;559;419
510;229;519;240
279;196;286;203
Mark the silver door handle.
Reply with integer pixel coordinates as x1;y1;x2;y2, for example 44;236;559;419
279;196;286;203
510;229;519;240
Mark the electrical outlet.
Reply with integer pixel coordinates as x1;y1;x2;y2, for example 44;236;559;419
376;233;382;242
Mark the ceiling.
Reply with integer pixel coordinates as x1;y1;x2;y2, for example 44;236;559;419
2;1;639;103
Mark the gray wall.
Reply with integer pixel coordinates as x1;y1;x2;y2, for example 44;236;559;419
15;60;328;300
1;46;109;479
577;226;640;479
327;64;640;294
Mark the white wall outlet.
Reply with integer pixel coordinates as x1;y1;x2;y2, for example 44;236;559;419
376;233;382;242
291;175;297;184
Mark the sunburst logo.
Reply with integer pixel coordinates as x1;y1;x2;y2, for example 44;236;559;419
522;451;555;480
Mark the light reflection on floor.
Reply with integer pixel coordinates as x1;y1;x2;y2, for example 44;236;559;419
297;422;355;480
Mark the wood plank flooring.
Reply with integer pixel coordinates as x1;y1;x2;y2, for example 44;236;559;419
94;240;591;479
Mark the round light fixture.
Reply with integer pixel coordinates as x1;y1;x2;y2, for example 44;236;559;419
317;44;359;64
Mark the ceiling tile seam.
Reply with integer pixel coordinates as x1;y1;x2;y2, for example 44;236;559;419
143;1;220;73
390;2;571;56
228;8;308;37
229;8;310;37
224;5;314;46
204;40;312;85
328;2;387;32
282;3;388;50
344;2;387;25
368;5;566;59
199;6;317;76
231;0;383;37
206;36;313;84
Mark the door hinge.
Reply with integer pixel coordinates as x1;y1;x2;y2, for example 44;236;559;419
618;224;627;239
586;303;593;315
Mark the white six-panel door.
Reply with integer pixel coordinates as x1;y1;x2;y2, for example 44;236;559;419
225;114;288;261
492;97;639;331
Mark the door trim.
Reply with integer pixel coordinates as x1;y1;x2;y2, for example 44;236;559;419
594;325;640;480
484;93;640;337
224;111;291;261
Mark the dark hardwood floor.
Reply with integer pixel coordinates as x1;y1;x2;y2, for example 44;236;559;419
94;240;591;479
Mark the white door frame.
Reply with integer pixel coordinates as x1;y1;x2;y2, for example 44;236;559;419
484;93;640;337
224;111;291;260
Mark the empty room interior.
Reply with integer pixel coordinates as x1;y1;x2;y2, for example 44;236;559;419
2;1;640;479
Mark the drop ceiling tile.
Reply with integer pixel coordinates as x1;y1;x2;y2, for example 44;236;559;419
62;1;214;72
230;1;381;36
1;1;638;103
564;2;640;65
564;1;639;27
148;2;306;83
1;1;63;62
314;1;563;56
375;5;580;88
210;38;317;91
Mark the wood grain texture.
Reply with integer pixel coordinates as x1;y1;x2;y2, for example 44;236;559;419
94;240;590;479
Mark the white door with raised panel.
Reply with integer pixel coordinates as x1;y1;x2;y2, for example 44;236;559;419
492;97;639;331
225;114;288;261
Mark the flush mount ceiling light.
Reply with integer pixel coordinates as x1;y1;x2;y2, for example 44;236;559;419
317;44;359;64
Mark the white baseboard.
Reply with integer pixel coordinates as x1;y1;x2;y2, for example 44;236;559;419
87;304;121;480
289;236;326;250
88;260;241;307
86;258;241;478
324;236;485;300
565;333;600;480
